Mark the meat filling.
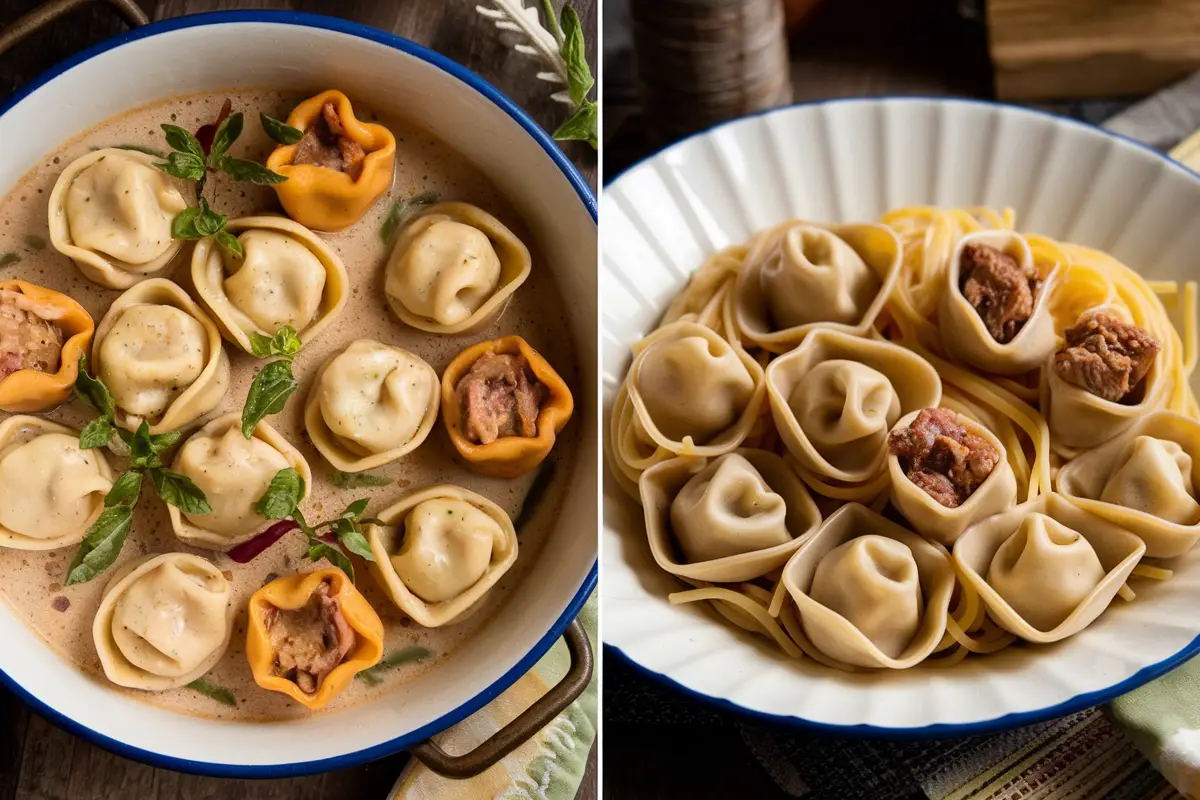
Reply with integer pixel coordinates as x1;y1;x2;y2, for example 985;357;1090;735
292;102;366;180
264;579;356;694
457;352;547;445
887;407;1000;508
0;289;64;382
959;243;1042;344
1052;310;1160;403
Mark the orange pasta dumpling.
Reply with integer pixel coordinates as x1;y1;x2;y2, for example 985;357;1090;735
246;569;384;710
0;279;93;413
265;90;396;231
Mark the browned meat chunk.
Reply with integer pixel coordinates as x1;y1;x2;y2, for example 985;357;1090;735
264;579;356;694
0;289;63;382
959;243;1041;344
292;101;366;181
1053;311;1160;403
888;407;1000;508
456;353;547;445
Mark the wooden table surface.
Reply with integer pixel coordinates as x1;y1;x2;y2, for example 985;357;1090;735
0;1;596;799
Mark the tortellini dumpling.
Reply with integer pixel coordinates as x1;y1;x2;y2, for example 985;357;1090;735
641;450;820;583
939;230;1059;375
366;485;518;627
1056;411;1200;558
167;412;312;550
781;503;954;669
48;149;189;289
623;321;764;457
766;329;941;486
0;416;114;550
93;553;233;691
385;202;532;334
191;215;349;354
305;339;440;472
953;494;1145;643
734;221;900;352
92;279;230;434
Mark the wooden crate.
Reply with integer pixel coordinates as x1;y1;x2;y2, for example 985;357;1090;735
989;0;1200;100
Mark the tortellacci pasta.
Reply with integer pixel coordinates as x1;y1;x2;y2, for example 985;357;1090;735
1041;306;1168;452
305;339;440;472
191;215;349;354
639;450;820;583
939;230;1059;375
92;553;233;691
92;279;230;434
1056;411;1200;558
781;503;954;669
366;485;518;628
0;279;94;413
765;329;941;487
734;221;901;352
0;416;114;550
48;149;189;289
953;494;1145;643
167;412;312;550
384;202;532;334
886;409;1017;547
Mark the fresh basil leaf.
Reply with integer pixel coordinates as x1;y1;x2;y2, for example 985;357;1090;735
171;206;203;239
256;468;305;520
331;470;391;489
23;234;45;251
191;198;227;237
111;143;167;158
125;421;161;469
553;100;597;149
74;354;116;418
65;506;133;585
151;468;212;515
337;527;376;563
305;537;354;581
105;470;143;508
260;112;304;145
156;150;206;182
378;191;439;244
148;430;182;454
215;155;287;185
161;123;204;158
241;359;298;438
341;498;370;519
560;7;594;105
292;507;314;537
249;325;302;360
0;252;20;268
356;646;433;685
78;417;112;450
214;230;243;260
209;112;244;160
186;678;237;707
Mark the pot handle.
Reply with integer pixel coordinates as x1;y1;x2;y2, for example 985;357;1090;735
0;0;148;57
409;617;594;779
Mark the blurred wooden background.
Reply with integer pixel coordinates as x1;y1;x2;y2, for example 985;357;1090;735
0;1;595;799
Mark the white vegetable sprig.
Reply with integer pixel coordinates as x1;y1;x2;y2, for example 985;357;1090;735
476;0;597;148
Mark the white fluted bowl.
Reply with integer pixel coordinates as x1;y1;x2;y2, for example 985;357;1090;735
601;98;1200;736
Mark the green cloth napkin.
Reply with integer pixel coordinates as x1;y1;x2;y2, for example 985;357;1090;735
1112;659;1200;799
389;592;597;800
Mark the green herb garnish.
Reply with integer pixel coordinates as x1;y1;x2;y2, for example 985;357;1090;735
331;470;392;489
241;325;303;439
171;198;243;260
260;112;304;145
0;252;19;268
379;191;440;244
67;366;211;585
255;471;377;580
186;678;237;707
155;113;285;187
356;646;434;686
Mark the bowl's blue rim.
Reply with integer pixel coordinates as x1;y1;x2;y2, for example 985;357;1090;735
602;94;1200;738
0;9;598;778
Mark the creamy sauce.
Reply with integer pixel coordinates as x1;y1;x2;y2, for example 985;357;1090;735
0;90;581;721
